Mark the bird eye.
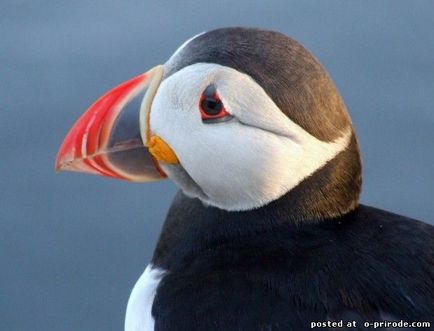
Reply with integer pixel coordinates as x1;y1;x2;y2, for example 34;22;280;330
199;84;232;123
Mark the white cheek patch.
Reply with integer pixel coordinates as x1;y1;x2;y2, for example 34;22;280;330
151;63;351;211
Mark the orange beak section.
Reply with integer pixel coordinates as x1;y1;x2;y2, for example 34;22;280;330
55;65;166;182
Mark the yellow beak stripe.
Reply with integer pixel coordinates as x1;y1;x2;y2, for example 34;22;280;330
148;135;179;165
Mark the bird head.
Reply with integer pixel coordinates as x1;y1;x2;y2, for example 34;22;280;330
56;27;361;215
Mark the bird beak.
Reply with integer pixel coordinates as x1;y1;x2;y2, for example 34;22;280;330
55;65;169;182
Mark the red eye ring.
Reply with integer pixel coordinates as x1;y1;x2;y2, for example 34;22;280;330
199;84;233;123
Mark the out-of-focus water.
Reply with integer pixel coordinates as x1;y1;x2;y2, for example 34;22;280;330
1;1;433;329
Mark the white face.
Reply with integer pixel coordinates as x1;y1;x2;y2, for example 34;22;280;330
149;63;351;211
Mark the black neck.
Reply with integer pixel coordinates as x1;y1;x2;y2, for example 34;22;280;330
152;132;362;268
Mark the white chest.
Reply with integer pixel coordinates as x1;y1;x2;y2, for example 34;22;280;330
125;265;165;331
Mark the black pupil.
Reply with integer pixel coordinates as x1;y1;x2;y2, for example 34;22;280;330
202;98;222;115
201;84;223;116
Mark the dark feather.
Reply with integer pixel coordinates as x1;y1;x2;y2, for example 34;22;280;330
151;192;434;330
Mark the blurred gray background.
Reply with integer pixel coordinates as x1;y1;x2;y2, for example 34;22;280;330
1;0;433;330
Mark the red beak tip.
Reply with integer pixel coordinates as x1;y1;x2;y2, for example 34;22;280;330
54;161;65;173
55;151;68;172
54;160;68;173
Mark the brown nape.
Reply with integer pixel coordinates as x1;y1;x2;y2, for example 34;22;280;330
255;34;352;143
274;131;363;222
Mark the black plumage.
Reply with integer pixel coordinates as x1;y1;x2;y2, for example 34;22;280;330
151;191;434;330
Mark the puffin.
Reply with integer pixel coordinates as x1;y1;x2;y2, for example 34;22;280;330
56;27;434;330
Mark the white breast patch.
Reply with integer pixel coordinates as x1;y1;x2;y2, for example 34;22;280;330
125;264;166;331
